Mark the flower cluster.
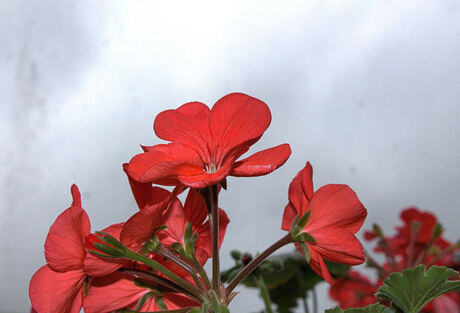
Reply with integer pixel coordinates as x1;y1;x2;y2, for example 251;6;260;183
329;207;460;312
29;93;368;313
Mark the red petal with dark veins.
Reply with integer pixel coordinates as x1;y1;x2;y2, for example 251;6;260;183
231;143;291;177
209;93;271;164
84;223;128;277
154;101;212;161
29;265;85;313
45;185;90;272
127;143;204;185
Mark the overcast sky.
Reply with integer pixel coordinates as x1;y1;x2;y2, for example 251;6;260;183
1;1;459;312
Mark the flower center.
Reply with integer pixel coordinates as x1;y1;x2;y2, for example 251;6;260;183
205;163;217;174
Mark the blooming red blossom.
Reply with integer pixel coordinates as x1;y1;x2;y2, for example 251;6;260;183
29;185;90;313
127;92;291;188
281;162;367;283
329;271;379;308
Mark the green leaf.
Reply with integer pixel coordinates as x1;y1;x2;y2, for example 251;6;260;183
326;303;395;313
376;265;460;313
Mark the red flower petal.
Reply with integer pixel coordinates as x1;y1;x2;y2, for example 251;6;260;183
84;272;148;313
159;197;186;246
183;189;208;227
231;143;291;177
120;200;166;251
312;230;365;265
84;223;128;276
281;203;297;231
29;265;85;313
281;162;314;231
127;143;204;184
177;155;234;188
306;184;367;234
45;185;90;272
195;208;230;264
306;245;334;284
123;163;171;210
209;93;271;164
154;101;212;161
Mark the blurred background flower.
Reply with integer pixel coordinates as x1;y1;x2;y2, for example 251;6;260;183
1;1;459;312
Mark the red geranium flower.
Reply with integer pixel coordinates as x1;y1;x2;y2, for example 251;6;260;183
127;92;291;188
281;162;367;283
29;185;90;313
329;271;379;308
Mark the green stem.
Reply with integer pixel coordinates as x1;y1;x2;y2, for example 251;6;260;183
226;233;294;296
191;256;213;291
125;249;207;302
255;276;273;313
157;244;206;292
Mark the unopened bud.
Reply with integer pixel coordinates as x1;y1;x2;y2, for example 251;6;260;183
85;232;125;258
372;224;383;237
231;250;241;260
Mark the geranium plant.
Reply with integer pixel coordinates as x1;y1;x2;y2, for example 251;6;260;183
29;93;459;313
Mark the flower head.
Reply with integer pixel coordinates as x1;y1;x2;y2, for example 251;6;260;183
282;162;367;283
127;92;291;188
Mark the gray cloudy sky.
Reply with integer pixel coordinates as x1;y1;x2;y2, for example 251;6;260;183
1;1;459;312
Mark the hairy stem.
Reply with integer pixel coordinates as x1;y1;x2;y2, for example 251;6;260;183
208;184;220;292
157;244;206;291
124;249;207;302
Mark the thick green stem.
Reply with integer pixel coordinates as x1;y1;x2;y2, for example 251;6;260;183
124;249;207;302
226;233;294;295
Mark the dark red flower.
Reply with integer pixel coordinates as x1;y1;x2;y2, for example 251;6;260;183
127;92;291;188
281;162;367;283
329;271;379;308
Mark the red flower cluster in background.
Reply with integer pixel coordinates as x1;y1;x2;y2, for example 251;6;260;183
329;207;460;313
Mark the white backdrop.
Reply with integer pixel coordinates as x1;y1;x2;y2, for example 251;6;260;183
1;1;459;312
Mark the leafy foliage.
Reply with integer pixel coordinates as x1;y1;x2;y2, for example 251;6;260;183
376;265;460;313
221;250;350;313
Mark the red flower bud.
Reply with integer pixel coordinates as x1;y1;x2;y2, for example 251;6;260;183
85;233;106;251
85;232;126;258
